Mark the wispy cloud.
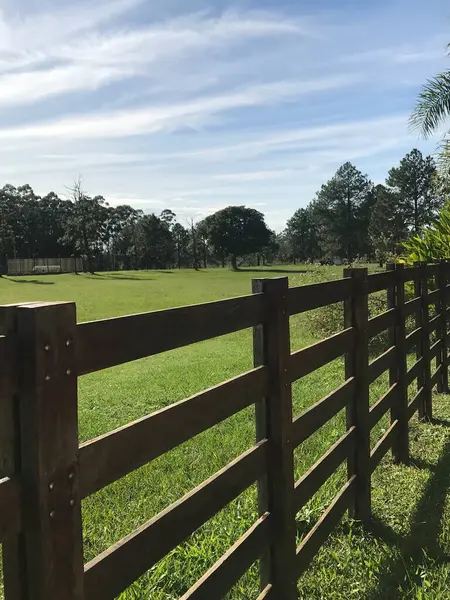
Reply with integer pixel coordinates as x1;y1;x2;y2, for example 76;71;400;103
0;76;358;139
0;0;448;231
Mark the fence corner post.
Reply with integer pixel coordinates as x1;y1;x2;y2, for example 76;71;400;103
438;260;449;394
387;263;409;464
16;301;84;600
252;277;297;599
343;267;371;521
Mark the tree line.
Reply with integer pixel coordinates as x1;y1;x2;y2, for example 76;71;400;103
0;148;447;273
281;149;446;265
0;181;276;272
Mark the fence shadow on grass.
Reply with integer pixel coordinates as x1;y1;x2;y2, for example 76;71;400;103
6;278;54;285
236;268;313;275
366;436;450;599
83;273;155;281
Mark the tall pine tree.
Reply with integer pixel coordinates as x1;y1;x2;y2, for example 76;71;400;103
312;162;375;260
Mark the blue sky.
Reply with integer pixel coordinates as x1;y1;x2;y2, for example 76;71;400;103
0;0;449;230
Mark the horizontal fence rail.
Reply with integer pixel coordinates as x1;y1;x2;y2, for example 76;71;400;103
1;261;449;600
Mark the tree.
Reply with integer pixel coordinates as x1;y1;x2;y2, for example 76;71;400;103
172;223;190;269
200;206;271;269
369;184;407;265
386;149;439;232
62;181;110;272
285;207;318;262
311;162;375;261
132;214;174;270
410;46;450;138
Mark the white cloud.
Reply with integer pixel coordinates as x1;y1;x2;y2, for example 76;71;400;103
0;76;358;140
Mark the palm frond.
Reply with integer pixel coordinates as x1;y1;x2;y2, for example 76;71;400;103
410;71;450;137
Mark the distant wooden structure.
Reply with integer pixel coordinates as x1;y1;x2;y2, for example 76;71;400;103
6;257;83;276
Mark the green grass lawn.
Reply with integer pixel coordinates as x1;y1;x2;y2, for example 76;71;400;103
1;266;450;599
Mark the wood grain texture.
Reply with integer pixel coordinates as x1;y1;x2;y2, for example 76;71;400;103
289;328;354;383
287;278;352;316
408;388;425;419
370;421;398;472
343;268;370;520
369;384;397;429
367;309;395;339
79;366;268;498
252;277;297;599
77;293;267;375
16;302;84;600
291;378;355;448
294;427;355;512
368;346;396;384
366;270;396;294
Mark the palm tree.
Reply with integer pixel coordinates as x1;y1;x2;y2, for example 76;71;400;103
410;44;450;138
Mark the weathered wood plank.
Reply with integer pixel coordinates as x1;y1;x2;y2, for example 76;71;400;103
367;270;396;294
368;346;396;384
408;387;425;419
16;302;84;600
294;427;355;512
80;366;268;498
417;262;433;419
84;441;268;600
287;278;352;316
402;266;422;282
428;314;440;334
367;309;395;339
430;339;443;361
370;420;398;472
181;513;271;600
427;289;440;305
438;261;450;392
386;262;409;464
256;585;273;600
405;328;421;352
406;358;424;386
369;384;397;429
252;277;297;598
77;293;267;375
344;268;370;520
289;328;354;383
296;476;356;577
0;477;22;543
404;297;421;317
430;364;443;389
291;378;355;448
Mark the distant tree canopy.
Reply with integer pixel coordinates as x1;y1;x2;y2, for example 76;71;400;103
283;151;443;265
1;146;445;273
199;206;272;269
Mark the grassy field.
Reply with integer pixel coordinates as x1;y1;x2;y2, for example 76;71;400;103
1;266;450;599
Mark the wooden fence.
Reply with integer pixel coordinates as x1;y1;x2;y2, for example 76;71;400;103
0;261;448;599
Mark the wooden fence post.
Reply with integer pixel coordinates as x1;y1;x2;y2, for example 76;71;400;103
0;305;28;600
437;260;450;394
387;263;409;464
415;262;433;420
16;301;84;600
252;277;297;599
343;268;370;521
